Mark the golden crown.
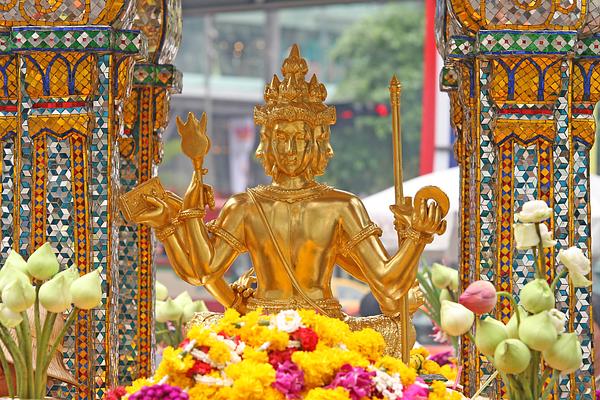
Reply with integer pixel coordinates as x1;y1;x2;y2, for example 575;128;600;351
254;44;336;127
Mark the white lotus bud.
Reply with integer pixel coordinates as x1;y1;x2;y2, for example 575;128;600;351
26;243;59;281
520;279;555;314
494;339;531;374
156;281;169;301
70;268;103;310
173;291;193;310
518;311;558;352
4;251;29;277
2;278;36;312
543;333;583;374
431;263;458;290
0;304;22;328
513;223;539;250
515;200;552;223
440;300;474;336
557;247;592;288
156;298;183;323
475;317;508;356
39;274;73;313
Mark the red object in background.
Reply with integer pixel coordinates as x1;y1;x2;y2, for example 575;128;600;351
420;0;436;175
205;192;228;221
375;103;389;117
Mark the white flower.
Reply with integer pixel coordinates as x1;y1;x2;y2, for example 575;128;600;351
548;309;567;333
515;200;552;223
431;263;459;290
26;242;59;281
156;281;169;301
513;223;539;249
39;274;73;313
274;309;303;333
0;304;22;328
70;267;103;309
4;250;29;277
557;247;591;287
3;278;35;312
440;300;474;336
155;298;183;323
173;291;193;309
372;369;403;400
513;223;554;250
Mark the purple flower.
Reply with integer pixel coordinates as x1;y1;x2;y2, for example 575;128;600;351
327;364;375;400
596;389;600;400
403;377;429;399
129;383;189;400
428;350;453;366
272;361;305;399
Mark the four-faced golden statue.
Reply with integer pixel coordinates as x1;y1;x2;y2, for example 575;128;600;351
122;45;448;357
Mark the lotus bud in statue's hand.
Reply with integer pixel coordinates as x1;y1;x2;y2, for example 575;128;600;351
440;300;474;336
156;281;169;301
39;274;73;313
3;278;35;312
156;298;183;323
459;280;497;315
520;279;555;313
494;339;531;374
475;317;508;356
543;333;583;374
515;200;552;223
431;263;458;290
4;250;29;277
0;304;22;328
518;311;558;351
506;306;529;339
548;309;567;333
173;291;193;310
70;268;103;310
26;242;59;281
557;247;592;288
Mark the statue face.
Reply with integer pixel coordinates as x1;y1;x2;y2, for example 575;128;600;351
270;121;313;176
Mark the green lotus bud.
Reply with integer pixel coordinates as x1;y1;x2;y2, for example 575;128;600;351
54;265;80;286
2;278;35;312
70;268;103;310
431;263;458;290
440;300;474;336
0;304;22;328
506;306;529;339
4;250;29;277
156;298;183;323
39;274;73;313
26;242;59;281
182;300;207;323
518;311;557;351
156;281;169;301
439;289;452;303
173;291;193;310
0;265;29;294
475;317;508;356
543;333;583;374
494;339;531;374
520;279;555;314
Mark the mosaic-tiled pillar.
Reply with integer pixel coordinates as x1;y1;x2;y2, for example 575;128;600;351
0;2;146;399
436;1;600;398
117;0;182;384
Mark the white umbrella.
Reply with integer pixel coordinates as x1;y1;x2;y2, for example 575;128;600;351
362;167;600;265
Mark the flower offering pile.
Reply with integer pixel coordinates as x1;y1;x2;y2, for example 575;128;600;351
109;309;464;400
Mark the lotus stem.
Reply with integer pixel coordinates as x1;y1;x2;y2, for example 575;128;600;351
35;311;57;398
0;325;26;398
20;312;34;398
551;270;568;293
43;309;77;373
496;291;521;326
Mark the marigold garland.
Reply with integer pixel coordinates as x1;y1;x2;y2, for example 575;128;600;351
109;309;464;400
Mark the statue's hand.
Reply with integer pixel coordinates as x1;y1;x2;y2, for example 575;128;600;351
130;195;173;229
408;280;425;314
230;269;257;312
411;198;447;237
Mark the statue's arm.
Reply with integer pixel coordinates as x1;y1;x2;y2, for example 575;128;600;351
339;196;439;315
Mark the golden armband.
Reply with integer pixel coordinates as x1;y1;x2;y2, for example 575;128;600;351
177;208;206;222
400;227;434;244
156;224;177;242
206;221;247;253
340;222;383;256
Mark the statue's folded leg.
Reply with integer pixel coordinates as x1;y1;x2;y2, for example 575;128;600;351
344;314;416;358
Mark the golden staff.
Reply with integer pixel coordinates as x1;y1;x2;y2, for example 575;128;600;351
389;75;411;362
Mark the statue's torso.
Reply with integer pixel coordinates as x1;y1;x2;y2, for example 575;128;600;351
235;184;356;301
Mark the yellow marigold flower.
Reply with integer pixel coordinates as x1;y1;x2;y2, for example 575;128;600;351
218;362;277;400
422;359;442;374
375;356;416;386
292;347;368;388
243;347;269;363
159;347;195;374
225;359;276;385
304;387;351;400
187;326;212;345
440;364;457;381
208;340;234;365
188;384;222;400
345;329;385;361
428;380;452;400
307;313;352;346
126;378;152;394
411;347;430;358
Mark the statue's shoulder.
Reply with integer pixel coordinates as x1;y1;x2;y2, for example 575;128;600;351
222;192;250;211
327;188;364;205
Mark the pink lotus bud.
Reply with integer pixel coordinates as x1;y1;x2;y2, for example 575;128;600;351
459;280;497;315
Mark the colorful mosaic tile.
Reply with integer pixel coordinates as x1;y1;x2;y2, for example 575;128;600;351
479;31;576;55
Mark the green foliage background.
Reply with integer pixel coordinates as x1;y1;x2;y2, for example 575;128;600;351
322;2;425;196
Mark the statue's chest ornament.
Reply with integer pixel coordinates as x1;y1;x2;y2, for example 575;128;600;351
250;183;333;203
